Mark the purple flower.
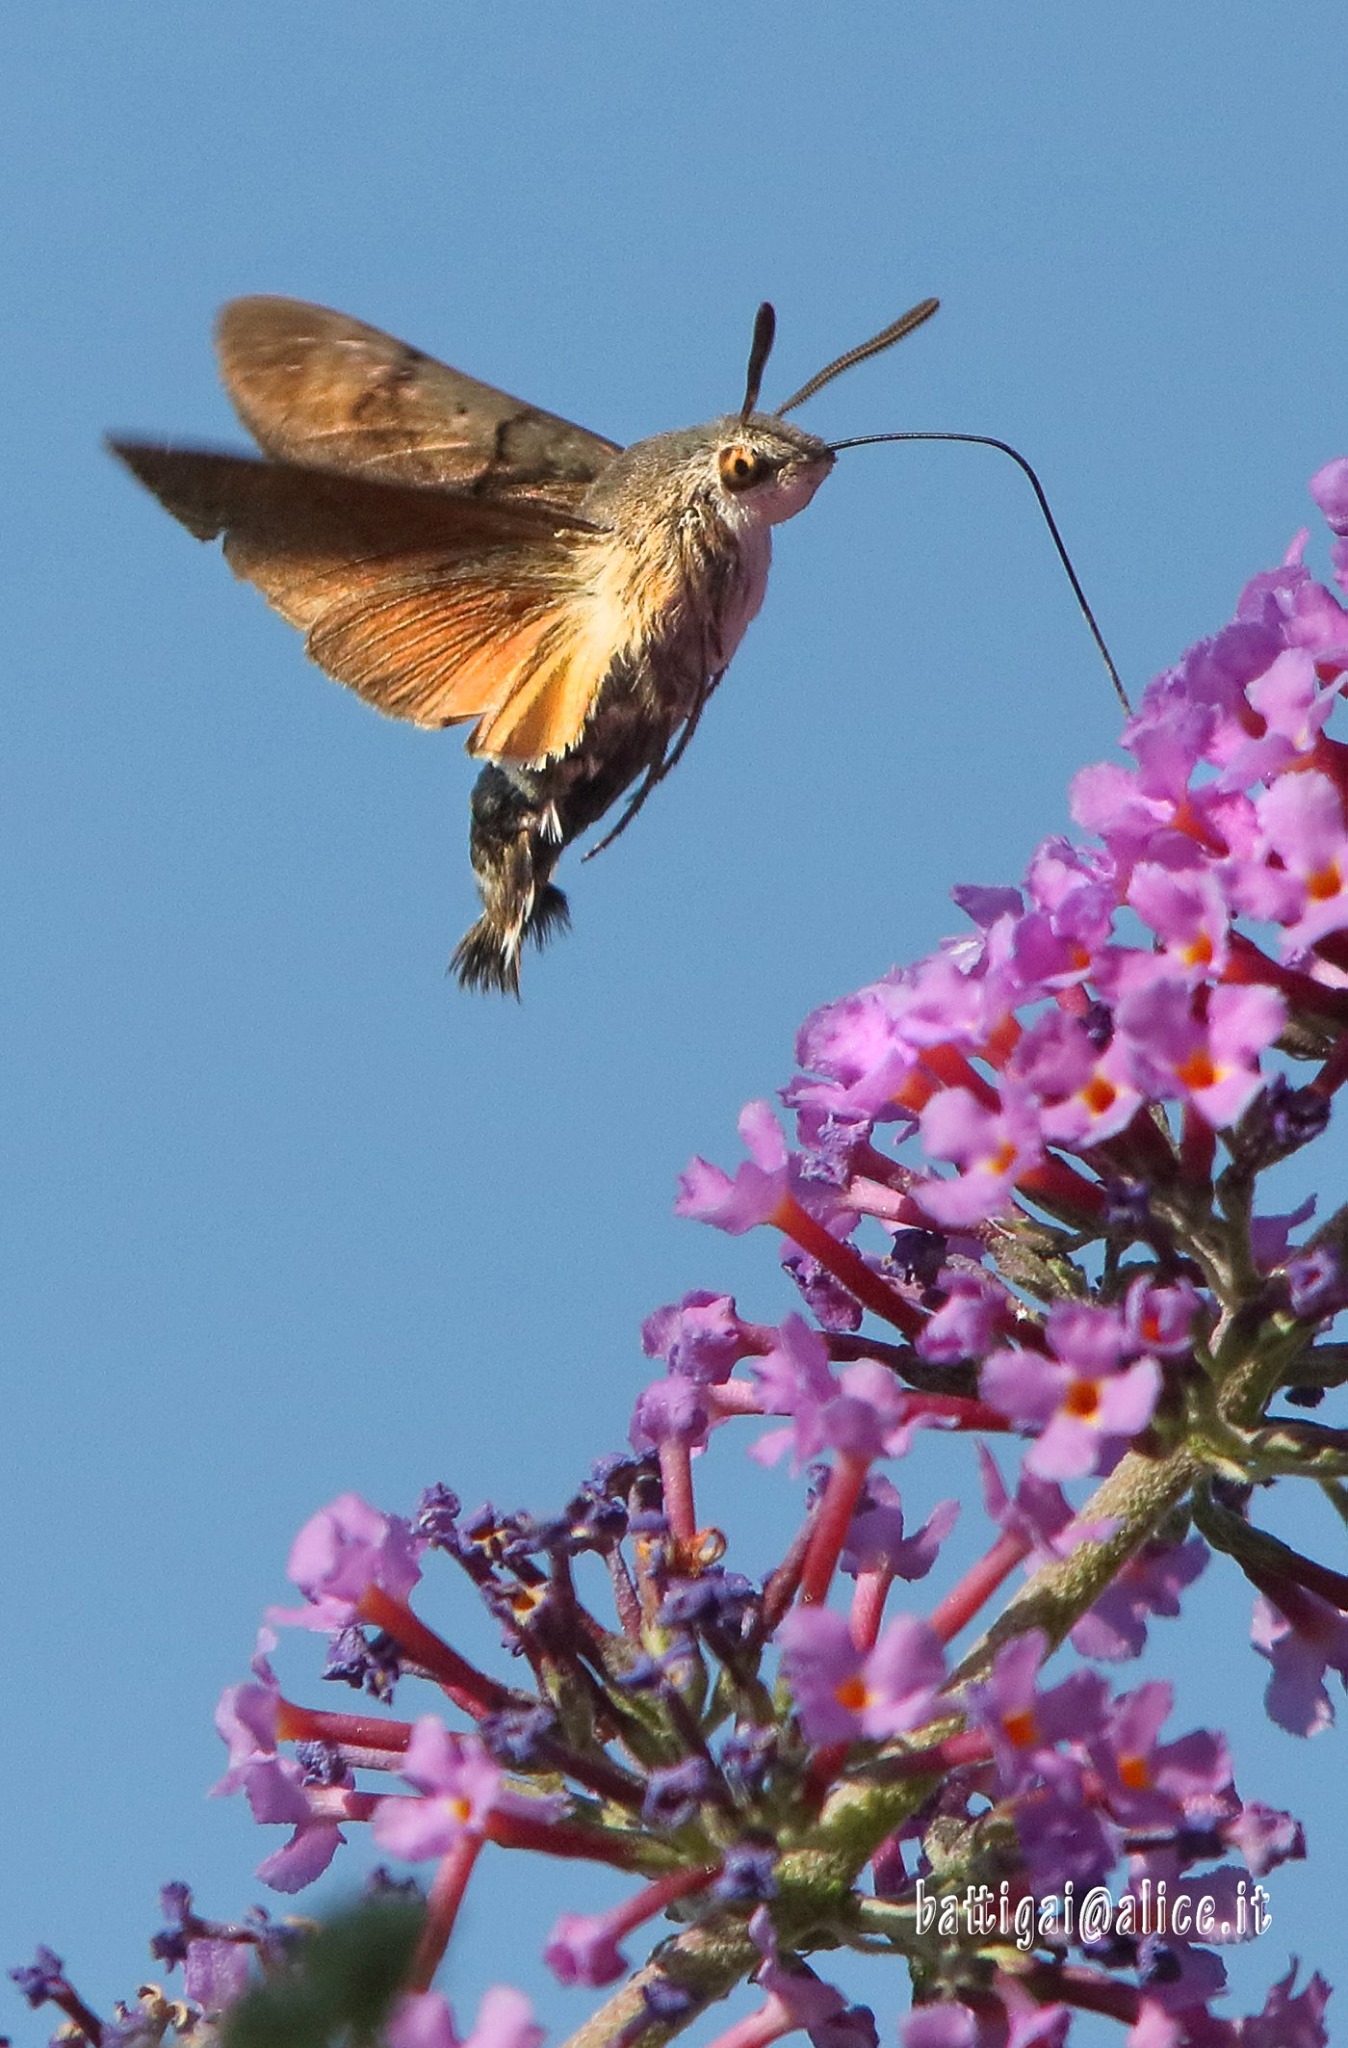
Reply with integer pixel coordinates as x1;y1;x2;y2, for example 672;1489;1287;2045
917;1085;1044;1227
389;1991;461;2048
1114;972;1286;1130
1071;1537;1208;1661
789;982;922;1131
747;1906;861;2039
712;1842;779;1904
784;1248;867;1331
10;1947;69;2009
965;1630;1109;1792
981;1309;1161;1481
978;1445;1082;1558
241;1757;346;1892
1285;1243;1348;1320
902;2000;1069;2048
779;1606;945;1744
900;2006;983;2048
1249;1194;1318;1273
1011;1007;1142;1147
245;1769;344;1892
461;1989;546;2048
1123;1278;1203;1357
1237;529;1348;666
886;944;1015;1056
389;1988;543;2048
1069;685;1219;873
641;1756;713;1830
676;1101;792;1233
641;1291;749;1384
267;1494;424;1633
915;1271;1010;1364
373;1719;562;1861
1211;647;1338;790
629;1374;712;1454
1224;1799;1306;1877
1014;1761;1118;1892
841;1477;959;1582
953;883;1025;930
1310;455;1348;535
1242;1961;1332;2046
1251;771;1348;956
1009;838;1117;991
747;1315;840;1469
213;1659;282;1783
1251;1589;1348;1735
544;1910;629;1988
1128;861;1231;984
1311;453;1348;597
1091;1681;1234;1831
748;1317;938;1470
182;1939;252;2014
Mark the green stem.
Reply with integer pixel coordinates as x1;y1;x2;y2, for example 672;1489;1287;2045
556;1919;758;2048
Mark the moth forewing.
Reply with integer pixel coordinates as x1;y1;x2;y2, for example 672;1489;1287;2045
214;296;621;502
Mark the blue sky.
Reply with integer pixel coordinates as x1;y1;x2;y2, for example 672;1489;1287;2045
6;5;1348;2042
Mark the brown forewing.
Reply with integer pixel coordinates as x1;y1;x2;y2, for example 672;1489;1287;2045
108;441;611;758
215;297;623;505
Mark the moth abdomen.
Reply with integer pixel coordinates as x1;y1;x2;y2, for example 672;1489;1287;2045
452;763;572;995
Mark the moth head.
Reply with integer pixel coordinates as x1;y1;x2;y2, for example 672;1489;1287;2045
587;416;833;533
707;416;835;527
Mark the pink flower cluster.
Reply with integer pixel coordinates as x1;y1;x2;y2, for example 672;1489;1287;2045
678;458;1348;1492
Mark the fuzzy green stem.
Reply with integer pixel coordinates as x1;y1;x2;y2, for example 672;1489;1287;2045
556;1919;758;2048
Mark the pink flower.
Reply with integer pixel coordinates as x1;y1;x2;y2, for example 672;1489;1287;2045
676;1101;793;1233
1127;861;1231;984
1012;1007;1141;1147
981;1302;1162;1480
917;1085;1044;1226
1252;1590;1348;1736
1115;972;1285;1128
388;1989;542;2048
780;1605;945;1744
267;1494;424;1632
373;1720;562;1861
1253;770;1348;957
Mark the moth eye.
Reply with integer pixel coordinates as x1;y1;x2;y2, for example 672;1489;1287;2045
718;443;771;492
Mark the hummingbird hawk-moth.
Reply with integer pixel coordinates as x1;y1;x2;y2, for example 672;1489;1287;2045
111;294;940;992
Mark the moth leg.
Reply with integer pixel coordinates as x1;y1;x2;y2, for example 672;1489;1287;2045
450;764;570;996
581;668;725;863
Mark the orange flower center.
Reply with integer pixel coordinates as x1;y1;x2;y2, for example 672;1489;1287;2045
1118;1753;1152;1792
1177;1050;1217;1091
1083;1075;1118;1114
1307;862;1342;902
1002;1707;1040;1748
1064;1376;1102;1420
835;1675;869;1712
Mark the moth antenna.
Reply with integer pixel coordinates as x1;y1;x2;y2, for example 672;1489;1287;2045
740;303;777;421
827;429;1132;715
775;298;940;417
